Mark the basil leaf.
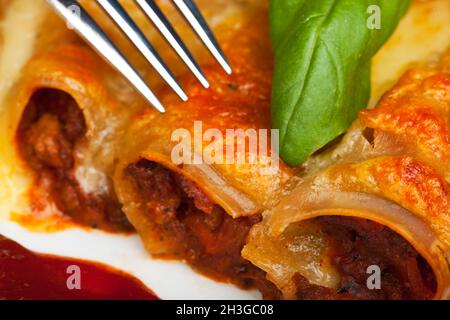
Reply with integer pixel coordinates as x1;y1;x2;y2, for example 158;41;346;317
271;0;410;166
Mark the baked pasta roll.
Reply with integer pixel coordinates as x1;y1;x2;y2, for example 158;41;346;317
113;7;294;297
243;51;450;300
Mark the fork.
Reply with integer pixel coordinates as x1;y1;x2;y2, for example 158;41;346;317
47;0;232;113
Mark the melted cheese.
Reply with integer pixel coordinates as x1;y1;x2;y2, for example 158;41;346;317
371;0;450;105
0;0;46;106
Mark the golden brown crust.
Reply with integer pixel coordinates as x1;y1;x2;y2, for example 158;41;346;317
361;55;450;179
114;10;294;219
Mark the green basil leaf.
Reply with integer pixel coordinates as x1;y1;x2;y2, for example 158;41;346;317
271;0;410;166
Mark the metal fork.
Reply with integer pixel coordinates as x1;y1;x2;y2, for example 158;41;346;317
47;0;232;113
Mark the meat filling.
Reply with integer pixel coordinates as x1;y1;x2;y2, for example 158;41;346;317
17;89;132;232
125;159;436;300
125;159;281;299
294;217;436;300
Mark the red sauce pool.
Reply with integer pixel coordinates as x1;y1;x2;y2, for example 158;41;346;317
0;236;158;300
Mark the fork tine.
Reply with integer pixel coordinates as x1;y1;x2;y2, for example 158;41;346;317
173;0;232;75
135;0;209;88
97;0;188;101
47;0;165;112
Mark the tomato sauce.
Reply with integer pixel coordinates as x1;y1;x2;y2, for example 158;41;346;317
0;236;157;300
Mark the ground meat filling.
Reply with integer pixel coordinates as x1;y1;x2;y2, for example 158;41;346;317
125;159;281;299
17;89;132;232
294;217;436;300
125;159;437;300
